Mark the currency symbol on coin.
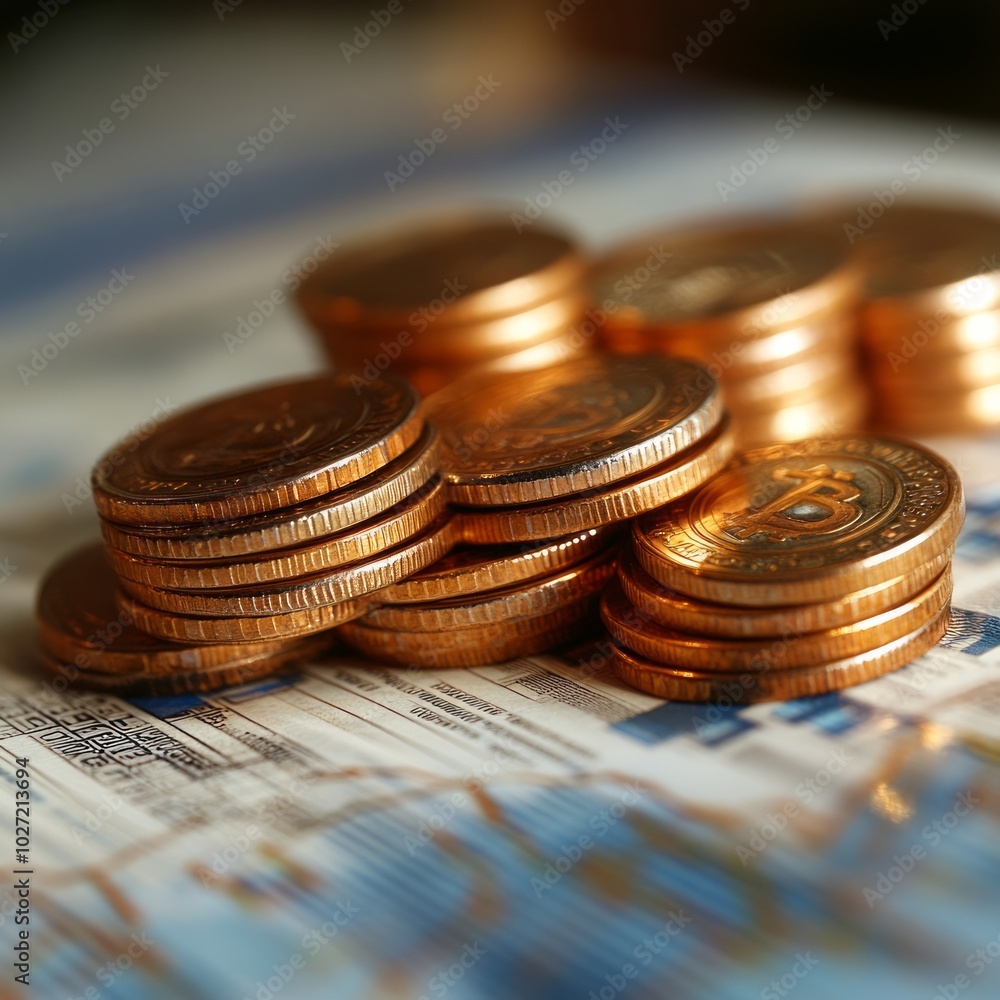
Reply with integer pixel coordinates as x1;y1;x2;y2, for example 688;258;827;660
722;465;861;541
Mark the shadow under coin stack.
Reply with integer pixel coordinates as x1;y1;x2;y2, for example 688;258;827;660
337;354;736;666
36;373;458;694
602;436;964;702
593;219;866;447
855;203;1000;435
296;217;591;396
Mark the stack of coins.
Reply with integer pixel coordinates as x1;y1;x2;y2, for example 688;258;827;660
37;545;330;696
35;373;460;692
336;353;733;666
296;217;591;395
854;203;1000;434
602;436;964;702
592;219;867;447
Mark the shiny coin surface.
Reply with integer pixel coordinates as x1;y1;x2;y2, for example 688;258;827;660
364;549;616;631
118;515;458;616
297;217;585;326
618;546;954;638
100;425;441;560
380;527;616;603
602;569;951;671
93;374;423;525
609;607;950;702
733;384;868;447
634;436;964;605
874;384;1000;434
36;545;310;675
429;354;723;505
339;600;597;668
457;418;735;543
105;478;448;589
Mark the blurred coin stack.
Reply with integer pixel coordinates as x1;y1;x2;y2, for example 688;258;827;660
37;373;459;693
592;219;867;447
296;217;591;395
337;354;735;666
602;436;964;702
853;203;1000;435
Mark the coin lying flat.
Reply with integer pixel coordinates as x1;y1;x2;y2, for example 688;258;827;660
618;545;954;638
380;527;616;603
92;374;423;525
36;545;321;675
457;418;735;543
99;425;441;560
118;515;458;616
105;478;448;590
634;436;964;606
602;568;951;671
428;354;723;505
609;607;951;702
339;600;597;668
365;549;616;631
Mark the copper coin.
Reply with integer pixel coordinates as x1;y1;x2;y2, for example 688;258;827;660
634;435;964;606
721;353;859;408
297;216;585;327
380;527;617;603
36;545;309;675
873;383;1000;434
100;425;440;560
457;418;735;543
870;345;1000;391
125;591;372;644
618;544;954;638
92;374;423;525
732;384;868;447
106;477;448;590
118;514;458;616
609;606;951;702
602;568;951;671
338;599;598;668
364;549;616;631
428;354;723;505
862;307;1000;357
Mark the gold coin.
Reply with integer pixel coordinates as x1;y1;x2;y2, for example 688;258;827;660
339;600;597;668
873;383;1000;434
732;384;868;447
380;527;617;603
118;514;457;616
125;591;372;644
592;220;858;338
870;345;1000;391
863;307;1000;357
105;477;447;590
428;354;723;505
634;435;964;606
35;544;313;675
610;606;951;702
297;216;585;327
364;549;616;631
618;544;954;638
602;568;951;671
458;418;735;543
93;374;423;525
721;353;858;408
100;425;441;560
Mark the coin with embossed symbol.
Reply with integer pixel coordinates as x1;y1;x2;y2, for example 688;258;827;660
428;354;724;506
92;374;423;525
634;436;964;606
